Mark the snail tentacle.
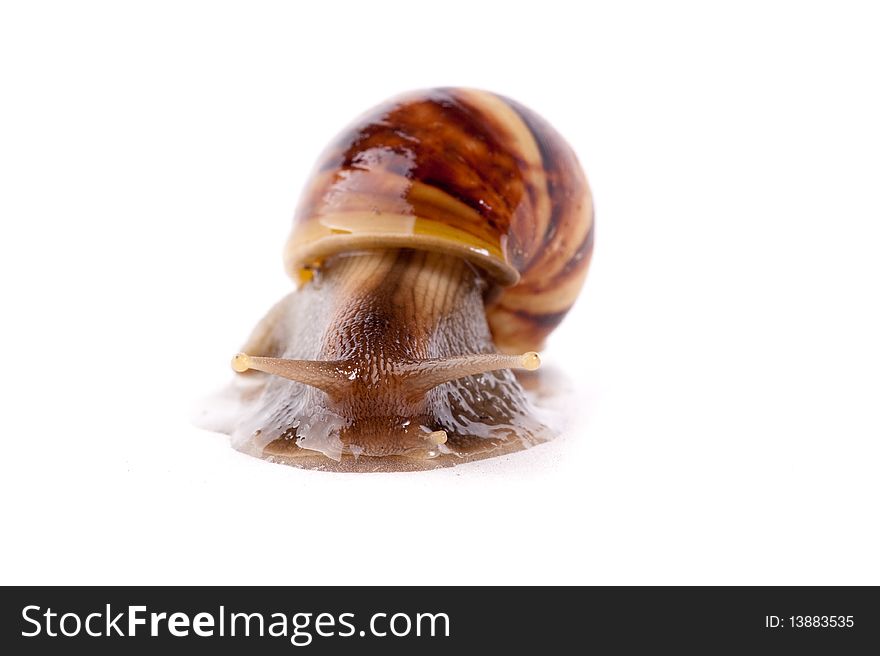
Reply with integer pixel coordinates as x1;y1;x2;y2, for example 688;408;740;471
233;350;540;401
398;352;540;399
231;353;349;399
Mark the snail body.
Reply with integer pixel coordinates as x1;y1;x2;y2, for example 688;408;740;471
224;88;593;469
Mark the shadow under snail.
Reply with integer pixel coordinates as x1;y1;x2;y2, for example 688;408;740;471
216;87;594;471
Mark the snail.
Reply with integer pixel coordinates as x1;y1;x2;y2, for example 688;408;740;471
218;87;594;470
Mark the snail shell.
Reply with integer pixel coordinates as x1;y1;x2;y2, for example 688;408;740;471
220;88;593;470
287;88;594;353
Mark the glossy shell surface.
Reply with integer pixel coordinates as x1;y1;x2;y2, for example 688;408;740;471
285;87;594;352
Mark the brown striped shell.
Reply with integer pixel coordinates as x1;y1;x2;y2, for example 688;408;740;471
285;87;594;353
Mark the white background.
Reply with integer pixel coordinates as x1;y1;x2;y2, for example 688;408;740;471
1;1;878;585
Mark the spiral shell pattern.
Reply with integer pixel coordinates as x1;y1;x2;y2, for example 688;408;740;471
285;88;594;352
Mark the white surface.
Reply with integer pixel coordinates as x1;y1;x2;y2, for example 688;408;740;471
1;1;878;585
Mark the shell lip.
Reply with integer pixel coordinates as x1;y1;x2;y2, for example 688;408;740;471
284;232;520;287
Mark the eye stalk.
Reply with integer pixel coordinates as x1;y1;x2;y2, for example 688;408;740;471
395;352;540;399
230;353;350;398
231;351;541;399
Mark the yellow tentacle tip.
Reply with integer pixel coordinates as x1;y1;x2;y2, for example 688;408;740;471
521;352;541;371
231;352;252;373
